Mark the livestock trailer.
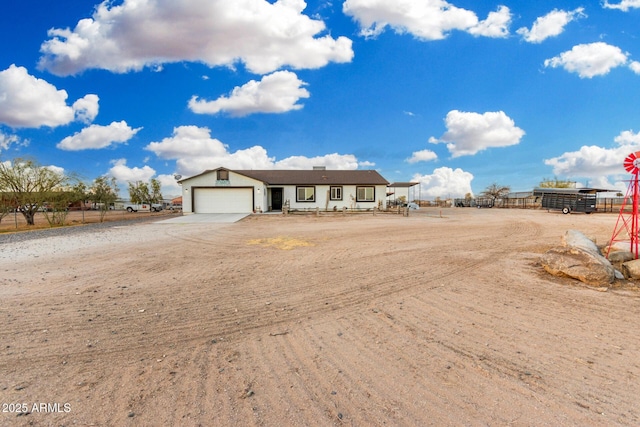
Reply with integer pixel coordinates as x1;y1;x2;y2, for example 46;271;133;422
533;188;598;214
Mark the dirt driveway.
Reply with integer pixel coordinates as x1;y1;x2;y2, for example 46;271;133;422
1;208;639;426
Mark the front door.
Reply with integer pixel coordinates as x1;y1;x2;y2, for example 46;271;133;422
271;188;283;211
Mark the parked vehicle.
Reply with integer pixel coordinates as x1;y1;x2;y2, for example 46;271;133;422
123;202;163;212
533;188;596;214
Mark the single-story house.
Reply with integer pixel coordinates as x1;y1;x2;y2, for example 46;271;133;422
178;167;390;214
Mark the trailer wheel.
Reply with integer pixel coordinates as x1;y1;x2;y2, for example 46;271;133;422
126;207;134;212
562;207;570;214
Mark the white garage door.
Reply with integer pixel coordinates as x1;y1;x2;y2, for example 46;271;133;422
193;188;253;213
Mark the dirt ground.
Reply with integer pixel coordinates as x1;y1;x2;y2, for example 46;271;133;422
2;208;640;426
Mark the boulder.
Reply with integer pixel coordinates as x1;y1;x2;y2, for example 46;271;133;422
607;251;635;264
540;246;615;286
562;229;600;254
622;259;640;279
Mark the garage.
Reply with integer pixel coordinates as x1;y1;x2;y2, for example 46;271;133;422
192;187;253;214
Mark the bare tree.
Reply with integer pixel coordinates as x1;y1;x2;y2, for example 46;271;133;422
0;158;69;226
481;183;511;200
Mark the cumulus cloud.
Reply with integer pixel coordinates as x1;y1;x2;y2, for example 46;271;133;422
603;0;640;11
0;64;98;128
406;149;438;163
156;173;183;198
38;0;353;76
630;61;640;74
544;42;628;78
0;132;28;152
72;94;100;124
429;110;525;157
189;71;310;117
57;121;142;151
467;6;512;38
411;167;474;198
145;125;362;177
544;130;640;189
343;0;511;40
108;158;156;183
516;7;586;43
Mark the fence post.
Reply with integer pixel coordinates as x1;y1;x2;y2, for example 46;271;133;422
342;206;346;216
316;207;319;216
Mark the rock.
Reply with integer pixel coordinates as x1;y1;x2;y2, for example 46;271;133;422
607;251;635;264
562;230;600;254
540;246;615;286
622;259;640;279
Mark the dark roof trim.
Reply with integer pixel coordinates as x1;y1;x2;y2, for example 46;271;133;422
388;182;419;188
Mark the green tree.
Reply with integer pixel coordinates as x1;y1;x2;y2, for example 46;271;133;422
41;188;75;227
539;177;575;188
0;158;69;226
481;183;511;200
91;176;119;222
128;178;162;204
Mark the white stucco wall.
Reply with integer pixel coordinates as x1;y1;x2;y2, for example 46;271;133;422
180;171;264;214
282;184;387;210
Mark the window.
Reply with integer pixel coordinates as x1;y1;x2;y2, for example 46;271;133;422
356;186;375;202
217;169;229;181
297;186;315;202
330;186;342;201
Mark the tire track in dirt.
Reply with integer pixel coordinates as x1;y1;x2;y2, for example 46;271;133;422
0;214;543;365
4;210;640;426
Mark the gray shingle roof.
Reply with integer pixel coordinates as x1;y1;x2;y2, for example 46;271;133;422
182;168;389;185
236;169;389;185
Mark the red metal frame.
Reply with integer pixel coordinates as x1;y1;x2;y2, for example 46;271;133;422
608;170;640;259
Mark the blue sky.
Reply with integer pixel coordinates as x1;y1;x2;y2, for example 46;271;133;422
1;0;640;199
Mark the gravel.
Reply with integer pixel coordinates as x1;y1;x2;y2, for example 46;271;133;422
0;215;176;263
0;215;170;245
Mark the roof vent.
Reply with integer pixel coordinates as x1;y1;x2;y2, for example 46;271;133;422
313;166;326;170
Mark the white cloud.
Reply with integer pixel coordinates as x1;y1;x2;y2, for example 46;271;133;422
544;130;640;184
516;7;586;43
108;158;156;184
603;0;640;11
274;153;360;170
468;6;512;38
189;71;310;117
343;0;510;40
0;132;27;152
407;149;438;163
429;110;525;157
38;0;353;76
57;121;142;151
145;125;362;176
411;167;474;198
0;64;97;128
544;42;628;78
72;94;100;124
630;61;640;74
156;173;182;198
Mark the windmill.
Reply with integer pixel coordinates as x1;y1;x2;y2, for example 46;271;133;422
608;151;640;259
